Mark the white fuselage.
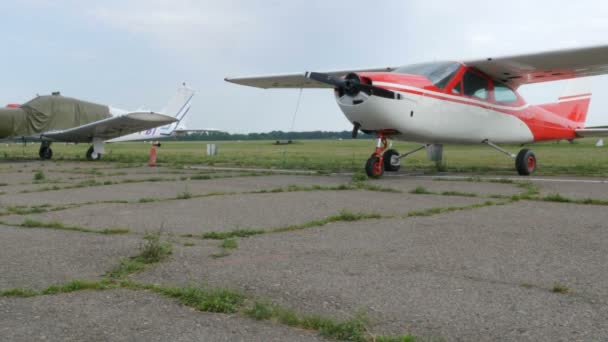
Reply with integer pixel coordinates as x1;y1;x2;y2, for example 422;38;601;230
337;87;534;144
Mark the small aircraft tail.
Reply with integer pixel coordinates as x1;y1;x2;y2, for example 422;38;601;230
157;84;195;135
105;84;195;143
539;77;592;124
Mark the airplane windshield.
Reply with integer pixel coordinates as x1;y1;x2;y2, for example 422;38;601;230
393;62;461;89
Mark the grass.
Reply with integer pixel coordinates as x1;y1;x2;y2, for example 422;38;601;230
245;300;369;341
42;279;112;295
407;201;497;217
375;337;417;342
19;219;130;235
1;288;38;297
33;170;45;181
212;238;239;258
198;210;384;245
176;190;193;200
201;229;266;240
552;283;571;294
410;186;433;195
100;227;130;235
5;139;608;176
108;233;172;278
152;286;245;313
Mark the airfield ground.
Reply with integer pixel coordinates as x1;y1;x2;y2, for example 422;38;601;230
0;148;607;341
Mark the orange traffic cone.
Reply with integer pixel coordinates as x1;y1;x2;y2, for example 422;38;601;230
149;145;157;167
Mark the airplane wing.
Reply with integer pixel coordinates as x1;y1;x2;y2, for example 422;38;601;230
465;45;608;88
575;127;608;138
225;67;396;89
42;112;177;143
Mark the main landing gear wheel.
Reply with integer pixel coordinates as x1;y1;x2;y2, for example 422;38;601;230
383;149;400;172
86;146;101;161
39;146;53;160
515;149;536;176
365;155;384;178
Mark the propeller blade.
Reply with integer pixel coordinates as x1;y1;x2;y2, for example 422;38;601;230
306;72;345;87
306;71;401;100
358;84;400;100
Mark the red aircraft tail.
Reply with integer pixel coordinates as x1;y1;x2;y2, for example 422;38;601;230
538;78;592;124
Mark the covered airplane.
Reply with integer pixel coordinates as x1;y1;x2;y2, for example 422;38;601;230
227;45;608;177
0;85;194;160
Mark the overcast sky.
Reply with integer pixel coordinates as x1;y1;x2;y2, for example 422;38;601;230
2;0;608;133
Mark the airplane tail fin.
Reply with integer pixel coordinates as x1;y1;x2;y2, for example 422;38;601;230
539;77;592;124
159;84;195;134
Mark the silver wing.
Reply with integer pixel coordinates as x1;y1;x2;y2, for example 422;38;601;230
42;112;177;143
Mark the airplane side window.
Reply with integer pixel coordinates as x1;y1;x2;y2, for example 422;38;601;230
451;81;462;94
494;83;518;103
463;71;488;100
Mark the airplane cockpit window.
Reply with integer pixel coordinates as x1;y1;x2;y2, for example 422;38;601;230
451;81;462;94
494;83;518;103
463;71;488;100
394;62;461;89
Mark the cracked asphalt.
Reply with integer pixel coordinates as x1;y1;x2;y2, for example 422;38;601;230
0;161;607;341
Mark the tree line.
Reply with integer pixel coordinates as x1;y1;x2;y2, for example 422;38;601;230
175;130;374;141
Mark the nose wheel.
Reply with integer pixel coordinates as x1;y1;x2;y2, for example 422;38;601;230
86;146;102;161
365;155;384;178
39;142;53;160
365;132;394;178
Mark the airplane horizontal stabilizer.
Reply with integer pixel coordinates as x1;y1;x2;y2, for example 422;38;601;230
575;127;608;138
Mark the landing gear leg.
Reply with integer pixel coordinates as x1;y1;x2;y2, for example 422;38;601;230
39;141;53;160
86;138;105;161
365;132;388;178
482;139;536;176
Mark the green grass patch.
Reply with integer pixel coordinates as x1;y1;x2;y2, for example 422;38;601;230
42;279;112;295
543;193;572;203
220;238;238;249
100;227;130;235
33;170;45;181
376;336;417;342
176;191;193;200
410;186;434;195
152;286;245;313
1;288;38;297
201;229;266;240
212;238;239;258
552;282;571;294
440;191;477;197
407;201;496;217
245;300;369;341
271;210;383;234
20;219;129;235
108;233;172;278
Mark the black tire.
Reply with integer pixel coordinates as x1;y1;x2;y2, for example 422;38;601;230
86;146;101;161
515;149;536;176
383;149;400;172
39;147;52;160
365;155;384;178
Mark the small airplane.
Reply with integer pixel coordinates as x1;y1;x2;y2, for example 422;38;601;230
0;84;195;161
226;45;608;177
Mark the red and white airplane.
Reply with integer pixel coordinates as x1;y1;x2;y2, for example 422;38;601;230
226;45;608;178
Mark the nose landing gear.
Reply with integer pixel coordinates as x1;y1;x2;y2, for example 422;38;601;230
39;142;52;160
365;132;388;178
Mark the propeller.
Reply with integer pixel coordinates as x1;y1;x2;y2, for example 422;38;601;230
305;72;401;100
